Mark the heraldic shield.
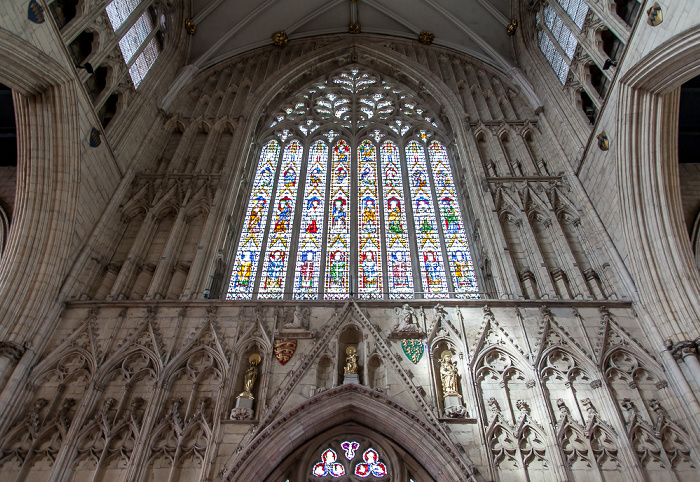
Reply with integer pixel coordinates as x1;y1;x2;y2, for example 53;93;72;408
401;339;424;364
274;339;297;365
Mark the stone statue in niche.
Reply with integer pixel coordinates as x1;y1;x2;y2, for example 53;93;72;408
231;353;261;420
439;350;460;396
439;350;467;418
343;346;360;385
284;305;309;329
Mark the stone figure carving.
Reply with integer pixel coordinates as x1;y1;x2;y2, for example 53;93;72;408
237;353;261;399
394;304;417;331
344;346;358;375
439;350;460;396
284;305;309;329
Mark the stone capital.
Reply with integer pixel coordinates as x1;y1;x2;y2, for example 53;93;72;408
0;341;25;362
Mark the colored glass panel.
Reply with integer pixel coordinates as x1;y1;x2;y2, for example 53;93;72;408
357;140;382;299
259;140;304;299
405;140;448;298
428;141;479;299
294;141;329;299
227;140;281;299
380;140;413;299
325;140;351;299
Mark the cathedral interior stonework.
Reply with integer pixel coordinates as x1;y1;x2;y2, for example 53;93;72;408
1;0;700;481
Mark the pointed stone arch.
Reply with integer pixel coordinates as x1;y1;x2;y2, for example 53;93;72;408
221;383;480;482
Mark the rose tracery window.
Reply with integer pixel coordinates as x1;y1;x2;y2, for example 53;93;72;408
227;67;479;300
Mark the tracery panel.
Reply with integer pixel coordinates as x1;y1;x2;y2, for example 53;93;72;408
406;140;448;298
380;140;413;299
227;140;281;299
294;140;329;299
428;141;479;299
357;139;382;299
325;140;351;299
259;139;303;299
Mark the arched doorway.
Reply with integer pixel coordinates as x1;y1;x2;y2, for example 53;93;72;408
221;384;480;482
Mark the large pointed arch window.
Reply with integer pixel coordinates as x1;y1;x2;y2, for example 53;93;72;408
226;67;479;300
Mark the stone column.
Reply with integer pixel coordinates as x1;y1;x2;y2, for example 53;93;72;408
0;342;25;395
672;340;700;390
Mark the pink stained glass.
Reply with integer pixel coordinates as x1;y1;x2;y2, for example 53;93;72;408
325;140;351;299
428;141;479;299
227;140;280;299
405;140;448;298
357;140;383;299
258;139;304;299
380;140;413;299
341;441;360;460
312;448;345;477
354;448;387;478
293;140;328;299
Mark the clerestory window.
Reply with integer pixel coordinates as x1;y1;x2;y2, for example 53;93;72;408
536;0;589;84
226;67;479;301
105;0;165;88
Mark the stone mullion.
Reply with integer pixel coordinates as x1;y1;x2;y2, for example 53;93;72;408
192;128;223;173
398;139;423;298
517;217;557;298
452;59;479;119
512;132;539;177
529;376;570;482
109;213;160;300
492;80;517;121
350;138;358;297
464;64;491;121
544;216;590;299
146;208;188;300
484;129;512;177
47;384;102;482
571;219;616;298
284;140;309;300
592;378;649;480
476;72;506;121
125;381;172;482
423;141;455;297
181;137;254;299
318;141;333;299
375;140;389;300
167;122;199;174
460;129;520;298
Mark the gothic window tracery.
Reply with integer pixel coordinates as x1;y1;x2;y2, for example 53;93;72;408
227;67;479;300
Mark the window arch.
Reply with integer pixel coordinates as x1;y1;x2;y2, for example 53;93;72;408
227;67;479;300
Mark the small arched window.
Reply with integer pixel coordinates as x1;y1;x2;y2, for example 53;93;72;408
227;67;479;300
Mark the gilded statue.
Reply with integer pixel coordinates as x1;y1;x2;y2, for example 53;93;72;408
237;353;261;399
439;350;460;397
344;346;358;375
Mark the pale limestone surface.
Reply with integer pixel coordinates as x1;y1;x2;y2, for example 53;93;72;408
0;0;698;481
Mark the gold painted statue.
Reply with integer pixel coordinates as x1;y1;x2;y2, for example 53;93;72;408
439;350;461;397
344;346;358;375
237;353;261;399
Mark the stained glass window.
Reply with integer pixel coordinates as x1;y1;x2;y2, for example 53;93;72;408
259;140;304;299
227;140;280;299
555;0;589;29
406;140;448;298
294;141;329;299
381;140;413;299
226;68;480;300
357;140;382;299
325;140;351;299
428;141;479;298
